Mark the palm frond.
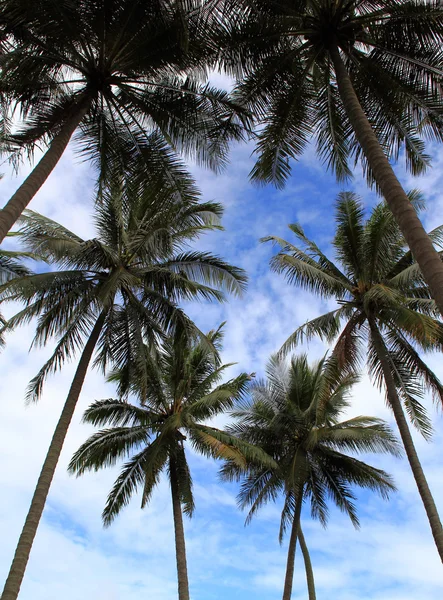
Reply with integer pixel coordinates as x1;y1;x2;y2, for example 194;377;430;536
161;251;247;298
279;307;351;356
268;251;347;299
101;447;156;526
186;373;252;421
68;426;150;476
82;399;157;428
314;417;402;457
192;425;277;470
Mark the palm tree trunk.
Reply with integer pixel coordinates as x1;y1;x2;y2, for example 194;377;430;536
0;313;105;600
330;43;443;316
282;493;303;600
169;456;191;600
0;99;91;244
368;319;443;563
298;526;316;600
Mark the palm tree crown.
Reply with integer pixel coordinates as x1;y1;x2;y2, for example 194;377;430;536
2;174;247;400
223;354;398;528
223;0;443;186
69;324;252;524
221;353;399;600
263;191;443;561
3;0;245;166
0;0;249;239
265;193;443;435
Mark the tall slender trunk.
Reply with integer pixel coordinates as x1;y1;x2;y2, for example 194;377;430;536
330;43;443;316
170;456;190;600
282;492;303;600
0;99;91;244
369;319;443;563
298;526;316;600
1;314;105;600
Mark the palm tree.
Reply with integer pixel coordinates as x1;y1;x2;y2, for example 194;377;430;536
220;0;443;313
0;175;247;600
263;192;443;562
221;353;399;600
69;324;255;600
0;0;249;241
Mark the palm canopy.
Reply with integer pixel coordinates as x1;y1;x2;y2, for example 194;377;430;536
1;0;248;179
0;248;33;284
264;192;443;438
0;173;247;402
220;0;443;186
0;244;34;346
221;353;399;536
68;324;258;525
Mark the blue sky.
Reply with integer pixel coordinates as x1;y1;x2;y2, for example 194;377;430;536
1;119;443;600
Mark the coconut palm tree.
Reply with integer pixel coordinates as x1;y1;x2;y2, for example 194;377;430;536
0;174;247;600
220;0;443;313
221;353;399;600
0;0;249;241
263;192;443;562
69;324;256;600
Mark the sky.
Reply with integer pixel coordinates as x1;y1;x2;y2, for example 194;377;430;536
1;118;443;600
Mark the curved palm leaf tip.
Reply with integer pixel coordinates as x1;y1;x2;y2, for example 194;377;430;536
0;0;251;236
68;325;253;600
221;353;399;600
263;191;443;560
220;0;443;313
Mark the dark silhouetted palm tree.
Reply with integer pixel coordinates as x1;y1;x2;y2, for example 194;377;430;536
0;0;248;240
69;325;254;600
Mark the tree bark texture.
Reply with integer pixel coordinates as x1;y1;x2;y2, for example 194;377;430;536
282;493;303;600
298;526;316;600
0;99;91;243
1;314;105;600
369;319;443;563
330;44;443;316
170;456;191;600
